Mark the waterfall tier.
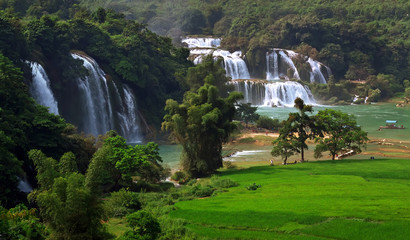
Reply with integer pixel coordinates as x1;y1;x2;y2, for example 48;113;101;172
229;80;316;107
183;37;250;80
182;37;221;48
28;62;59;114
71;53;141;142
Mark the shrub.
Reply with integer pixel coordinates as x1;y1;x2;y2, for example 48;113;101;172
246;183;261;191
256;116;281;130
104;189;141;217
210;175;239;188
405;87;410;98
223;161;236;169
171;171;190;184
189;185;215;198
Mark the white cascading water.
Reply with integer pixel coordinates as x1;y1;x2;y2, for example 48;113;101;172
213;50;250;80
230;80;316;107
72;53;112;136
183;37;250;80
118;85;141;142
266;51;279;80
182;37;334;106
71;53;141;142
28;62;59;114
263;81;316;107
182;37;221;48
278;50;300;80
308;58;327;84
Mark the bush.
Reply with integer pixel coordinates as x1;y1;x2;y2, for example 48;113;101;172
367;88;381;102
171;171;190;185
256;116;281;130
223;161;236;169
189;185;215;198
246;183;261;191
210;175;239;188
104;189;141;217
405;87;410;98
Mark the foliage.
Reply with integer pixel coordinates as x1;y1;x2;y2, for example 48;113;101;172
314;109;368;160
405;87;410;98
285;98;315;162
171;171;190;185
0;131;22;207
120;210;161;240
246;183;261;191
86;134;164;193
28;149;110;240
209;175;239;189
256;116;282;130
0;204;47;240
162;77;243;177
104;189;141;218
271;122;300;165
234;102;259;127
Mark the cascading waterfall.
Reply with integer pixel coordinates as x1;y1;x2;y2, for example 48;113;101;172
278;50;300;80
229;80;316;107
71;53;141;142
213;50;250;80
182;37;221;48
183;37;250;80
308;58;327;84
28;62;59;114
266;51;279;80
183;37;335;106
72;53;112;136
117;85;141;142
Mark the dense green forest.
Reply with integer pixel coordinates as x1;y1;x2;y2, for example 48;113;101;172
0;0;409;239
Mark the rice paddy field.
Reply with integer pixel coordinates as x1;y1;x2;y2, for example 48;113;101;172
170;159;410;239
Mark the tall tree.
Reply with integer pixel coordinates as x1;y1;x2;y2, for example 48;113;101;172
162;81;242;177
314;109;368;160
271;121;299;165
234;102;259;127
287;97;315;162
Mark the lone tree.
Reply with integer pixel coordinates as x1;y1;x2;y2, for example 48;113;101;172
271;121;299;165
314;109;368;160
285;98;316;162
162;81;242;177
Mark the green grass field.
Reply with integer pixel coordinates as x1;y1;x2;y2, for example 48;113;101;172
170;159;410;239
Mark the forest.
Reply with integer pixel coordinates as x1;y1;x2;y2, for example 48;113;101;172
0;0;409;239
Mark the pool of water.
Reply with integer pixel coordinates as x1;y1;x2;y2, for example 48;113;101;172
258;103;410;141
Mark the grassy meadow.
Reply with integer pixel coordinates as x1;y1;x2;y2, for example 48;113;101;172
170;159;410;239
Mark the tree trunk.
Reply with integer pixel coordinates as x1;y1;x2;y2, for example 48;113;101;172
284;156;287;165
300;147;305;162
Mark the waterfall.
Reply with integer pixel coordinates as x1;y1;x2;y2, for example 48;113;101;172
72;53;112;136
116;85;141;143
266;52;279;80
278;50;300;80
183;37;250;80
229;80;316;107
71;53;141;142
28;62;59;114
308;58;327;84
213;50;250;79
263;81;316;107
182;37;221;48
